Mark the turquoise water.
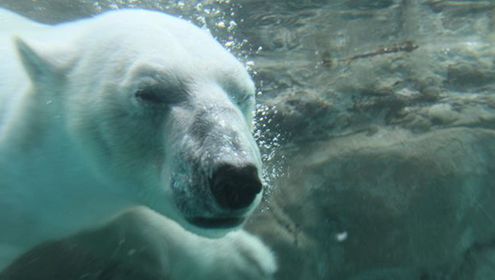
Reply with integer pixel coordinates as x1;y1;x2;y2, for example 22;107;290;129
1;1;495;279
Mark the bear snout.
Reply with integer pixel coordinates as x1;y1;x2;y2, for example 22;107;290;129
209;163;262;210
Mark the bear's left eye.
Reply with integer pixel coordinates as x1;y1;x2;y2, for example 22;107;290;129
134;86;181;106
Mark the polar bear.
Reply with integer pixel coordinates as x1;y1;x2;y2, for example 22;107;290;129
0;8;268;272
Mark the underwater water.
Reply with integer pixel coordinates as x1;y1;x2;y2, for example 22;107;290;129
1;0;495;279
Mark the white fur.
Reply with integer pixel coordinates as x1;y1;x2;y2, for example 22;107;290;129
0;8;264;270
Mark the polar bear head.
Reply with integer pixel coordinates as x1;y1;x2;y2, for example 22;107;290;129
16;9;263;236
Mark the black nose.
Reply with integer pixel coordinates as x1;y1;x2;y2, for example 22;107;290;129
210;164;263;210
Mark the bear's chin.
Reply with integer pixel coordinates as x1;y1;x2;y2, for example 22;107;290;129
187;216;245;229
181;216;246;238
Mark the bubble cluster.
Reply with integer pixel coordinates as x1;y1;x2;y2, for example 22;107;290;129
254;103;286;204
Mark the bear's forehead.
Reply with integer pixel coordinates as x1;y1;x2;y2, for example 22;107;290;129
98;10;254;91
88;10;226;56
84;10;244;75
74;10;253;94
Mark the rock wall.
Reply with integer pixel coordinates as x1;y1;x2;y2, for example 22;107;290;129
247;127;495;279
237;0;495;279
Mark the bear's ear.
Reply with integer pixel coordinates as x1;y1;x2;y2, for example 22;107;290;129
15;37;58;82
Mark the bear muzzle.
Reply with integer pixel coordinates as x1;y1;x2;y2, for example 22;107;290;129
209;163;262;210
185;163;263;229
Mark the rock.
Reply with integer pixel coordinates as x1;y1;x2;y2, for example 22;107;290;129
247;127;495;279
238;0;495;143
241;5;495;278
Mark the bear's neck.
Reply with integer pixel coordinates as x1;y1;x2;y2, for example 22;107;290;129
0;89;136;268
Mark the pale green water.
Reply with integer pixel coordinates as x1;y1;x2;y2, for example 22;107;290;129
1;1;495;279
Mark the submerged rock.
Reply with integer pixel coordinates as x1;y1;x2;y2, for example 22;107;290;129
237;2;495;277
247;127;495;279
